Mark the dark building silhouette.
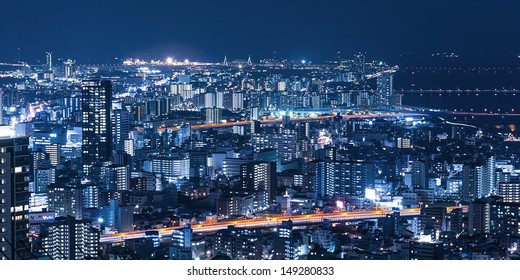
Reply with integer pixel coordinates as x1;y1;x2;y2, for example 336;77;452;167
81;80;112;178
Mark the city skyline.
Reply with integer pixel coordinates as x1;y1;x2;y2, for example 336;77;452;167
2;1;520;263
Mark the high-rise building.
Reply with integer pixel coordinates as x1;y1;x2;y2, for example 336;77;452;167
205;107;222;124
214;226;262;260
48;182;84;220
82;80;112;178
411;161;428;189
498;182;520;203
34;167;55;194
46;52;52;71
469;197;520;237
251;133;297;162
232;92;244;111
104;164;129;192
46;144;60;166
112;109;130;150
250;107;260;121
376;73;393;106
311;160;375;198
462;156;497;201
0;133;32;260
32;216;99;260
63;59;75;79
241;161;276;210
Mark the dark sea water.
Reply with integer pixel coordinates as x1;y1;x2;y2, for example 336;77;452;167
401;91;520;114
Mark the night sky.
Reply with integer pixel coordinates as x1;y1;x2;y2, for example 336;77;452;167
1;0;520;63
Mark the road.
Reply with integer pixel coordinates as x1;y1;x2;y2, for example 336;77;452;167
157;112;422;132
101;207;466;243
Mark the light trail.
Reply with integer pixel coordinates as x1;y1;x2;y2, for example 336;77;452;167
100;206;466;243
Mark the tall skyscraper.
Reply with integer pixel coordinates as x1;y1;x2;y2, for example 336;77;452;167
63;59;75;79
376;73;393;106
46;52;52;71
112;109;130;149
81;80;112;178
462;156;497;201
241;161;276;210
0;133;32;260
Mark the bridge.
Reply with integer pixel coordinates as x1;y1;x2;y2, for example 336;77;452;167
100;206;466;243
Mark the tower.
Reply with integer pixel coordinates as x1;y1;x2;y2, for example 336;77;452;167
376;73;393;107
241;161;276;210
223;56;228;67
46;52;52;71
81;80;112;178
112;109;130;150
0;133;32;260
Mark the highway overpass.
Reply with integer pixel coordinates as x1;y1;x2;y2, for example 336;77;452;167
100;207;467;243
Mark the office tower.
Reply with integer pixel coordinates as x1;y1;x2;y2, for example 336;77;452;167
32;217;99;260
205;107;222;124
81;80;112;178
112;109;130;149
0;134;32;260
240;161;276;210
376;73;393;106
